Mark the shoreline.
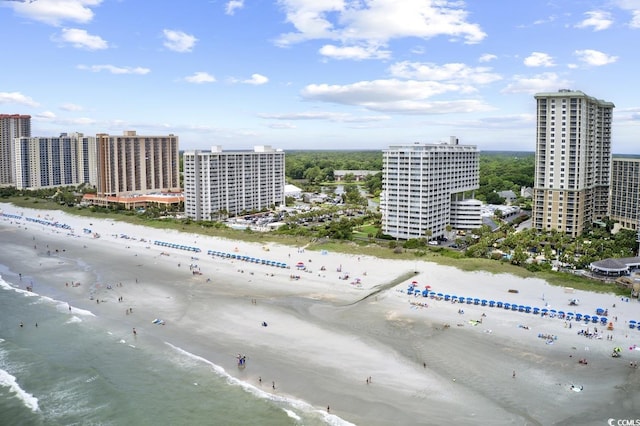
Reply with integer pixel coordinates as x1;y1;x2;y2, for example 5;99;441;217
2;202;640;425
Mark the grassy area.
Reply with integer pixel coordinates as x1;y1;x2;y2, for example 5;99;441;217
3;196;631;297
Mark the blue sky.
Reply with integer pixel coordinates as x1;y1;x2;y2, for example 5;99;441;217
1;0;638;153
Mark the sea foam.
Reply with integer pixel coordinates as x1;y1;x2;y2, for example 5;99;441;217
164;342;356;426
0;368;39;412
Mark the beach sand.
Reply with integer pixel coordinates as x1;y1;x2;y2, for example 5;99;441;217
2;202;640;425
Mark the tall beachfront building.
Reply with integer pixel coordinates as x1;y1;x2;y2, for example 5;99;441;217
0;114;31;186
96;131;180;197
532;90;614;237
610;157;640;231
380;137;480;240
183;145;285;220
14;133;97;190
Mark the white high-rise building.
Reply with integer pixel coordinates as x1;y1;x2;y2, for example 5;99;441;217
0;114;31;186
183;145;285;220
381;137;480;240
610;157;640;231
14;133;97;190
532;90;614;237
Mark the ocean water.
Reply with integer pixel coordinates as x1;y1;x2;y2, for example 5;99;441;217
0;273;342;426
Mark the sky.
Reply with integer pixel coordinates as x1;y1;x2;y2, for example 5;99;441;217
1;0;639;153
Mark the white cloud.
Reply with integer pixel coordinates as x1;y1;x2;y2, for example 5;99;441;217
319;44;391;60
185;72;216;84
243;73;269;85
574;49;618;66
258;111;389;123
162;29;197;53
524;52;555;67
0;91;39;107
575;10;613;31
478;53;497;63
77;64;151;74
225;0;244;15
8;0;102;26
60;103;83;111
276;0;486;56
630;10;640;28
54;28;108;50
37;111;57;119
501;72;572;94
267;122;296;129
388;62;502;85
300;79;492;114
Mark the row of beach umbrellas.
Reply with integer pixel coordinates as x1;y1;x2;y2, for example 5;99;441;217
154;240;201;253
207;250;288;268
406;283;613;326
25;216;71;230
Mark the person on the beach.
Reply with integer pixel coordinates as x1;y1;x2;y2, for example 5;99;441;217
133;327;137;336
272;381;276;390
512;370;516;378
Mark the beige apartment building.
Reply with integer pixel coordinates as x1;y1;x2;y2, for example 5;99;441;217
96;130;180;197
532;90;614;237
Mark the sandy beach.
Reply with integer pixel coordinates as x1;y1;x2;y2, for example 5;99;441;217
2;202;640;425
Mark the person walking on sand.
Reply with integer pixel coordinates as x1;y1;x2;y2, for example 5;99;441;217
133;327;137;336
512;370;516;378
272;381;276;390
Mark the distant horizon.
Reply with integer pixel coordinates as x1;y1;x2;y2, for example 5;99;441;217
2;1;639;154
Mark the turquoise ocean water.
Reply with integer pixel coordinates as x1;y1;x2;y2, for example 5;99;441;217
0;270;343;426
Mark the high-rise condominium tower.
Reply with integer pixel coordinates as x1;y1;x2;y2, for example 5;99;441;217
183;145;285;220
532;90;614;237
381;137;479;240
14;133;97;190
96;131;180;196
0;114;31;186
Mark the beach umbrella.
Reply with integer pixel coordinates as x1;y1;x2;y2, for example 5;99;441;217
575;313;582;321
497;301;504;308
592;316;599;323
438;293;444;298
525;306;532;313
466;297;473;304
518;305;525;312
504;303;511;309
422;289;429;297
511;304;518;311
489;300;496;307
481;299;487;306
412;280;418;285
444;294;451;301
533;307;540;314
